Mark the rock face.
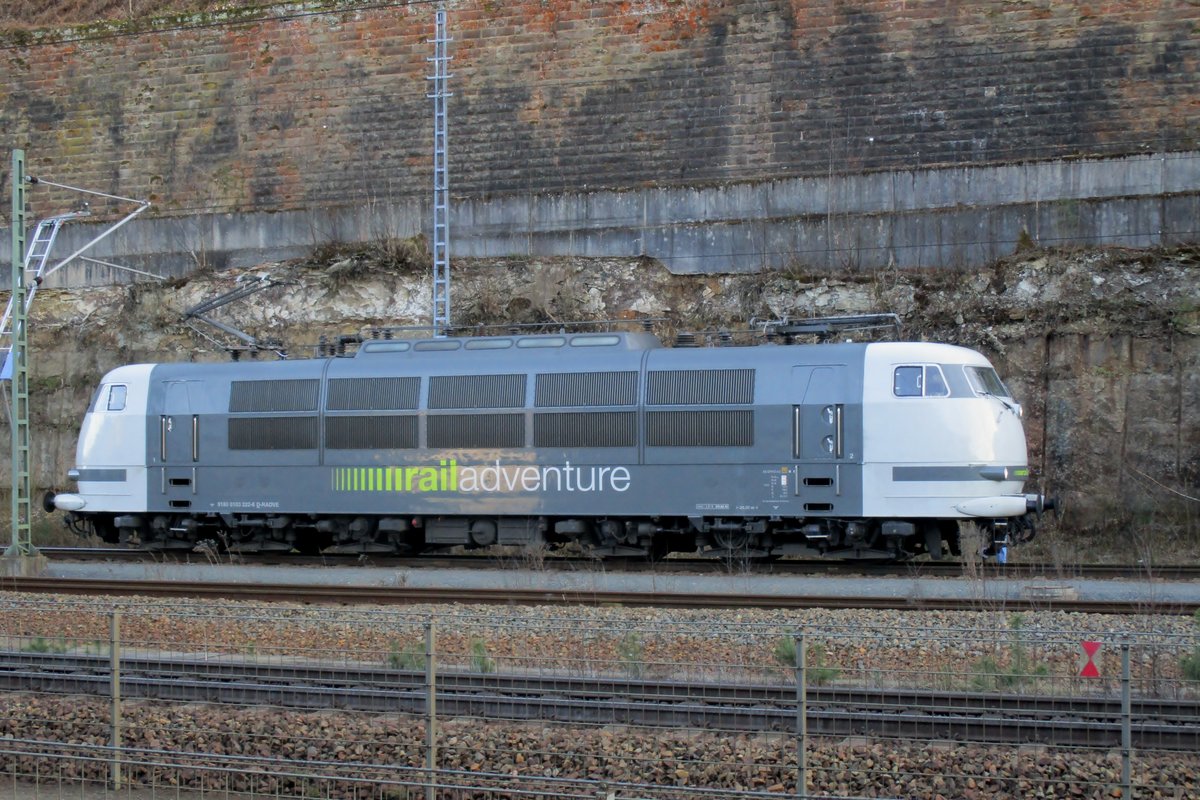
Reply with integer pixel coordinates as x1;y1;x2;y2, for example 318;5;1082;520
14;244;1200;548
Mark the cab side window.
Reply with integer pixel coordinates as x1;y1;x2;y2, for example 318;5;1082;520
893;366;949;398
107;384;127;411
924;366;949;397
893;366;923;397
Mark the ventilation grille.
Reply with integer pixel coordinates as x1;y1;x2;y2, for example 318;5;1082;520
228;417;319;450
327;378;420;411
427;414;525;449
326;415;419;450
535;372;638;407
533;412;637;448
647;410;753;447
429;374;526;409
647;369;754;405
229;380;319;413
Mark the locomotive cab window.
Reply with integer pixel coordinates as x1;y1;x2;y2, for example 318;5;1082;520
106;384;128;412
893;366;949;398
965;365;1011;398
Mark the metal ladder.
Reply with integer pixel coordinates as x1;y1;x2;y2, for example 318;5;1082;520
0;212;87;371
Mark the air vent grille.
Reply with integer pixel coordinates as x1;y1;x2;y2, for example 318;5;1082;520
533;412;637;448
229;380;319;412
429;374;526;409
646;410;753;447
327;378;420;411
427;414;525;449
326;415;419;450
228;417;319;450
646;369;754;405
535;372;638;407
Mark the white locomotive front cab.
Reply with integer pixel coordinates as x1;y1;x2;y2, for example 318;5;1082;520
860;343;1045;549
51;364;154;523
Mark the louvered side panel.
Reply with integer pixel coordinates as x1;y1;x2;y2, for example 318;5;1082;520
646;369;755;405
229;380;320;412
427;414;525;448
534;371;638;407
429;374;526;409
228;417;319;450
533;412;637;447
646;410;754;447
326;415;419;449
327;378;420;411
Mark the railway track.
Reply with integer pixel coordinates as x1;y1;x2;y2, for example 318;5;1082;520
34;547;1200;581
1;649;1195;749
2;575;1197;614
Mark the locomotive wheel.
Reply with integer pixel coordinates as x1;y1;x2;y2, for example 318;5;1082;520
712;528;751;551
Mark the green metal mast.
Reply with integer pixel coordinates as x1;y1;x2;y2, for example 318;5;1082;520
5;149;33;557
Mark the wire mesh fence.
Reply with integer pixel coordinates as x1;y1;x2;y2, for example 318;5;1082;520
0;596;1196;799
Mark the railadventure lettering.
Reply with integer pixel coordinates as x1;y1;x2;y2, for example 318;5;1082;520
333;460;631;494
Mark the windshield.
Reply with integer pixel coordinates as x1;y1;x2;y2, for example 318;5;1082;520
965;366;1011;398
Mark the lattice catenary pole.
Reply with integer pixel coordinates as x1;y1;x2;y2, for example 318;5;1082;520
427;6;453;336
5;150;32;557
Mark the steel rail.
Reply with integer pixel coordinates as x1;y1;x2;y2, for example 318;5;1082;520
36;548;1200;581
0;650;1194;749
4;649;1196;720
1;576;1196;614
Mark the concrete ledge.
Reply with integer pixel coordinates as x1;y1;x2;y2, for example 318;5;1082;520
1;552;48;578
3;151;1196;283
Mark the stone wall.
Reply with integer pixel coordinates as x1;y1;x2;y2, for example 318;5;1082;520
1;0;1196;214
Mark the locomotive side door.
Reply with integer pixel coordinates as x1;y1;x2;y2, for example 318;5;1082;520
791;366;848;512
160;380;198;503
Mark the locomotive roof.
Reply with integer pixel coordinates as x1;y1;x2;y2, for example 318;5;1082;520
355;331;664;356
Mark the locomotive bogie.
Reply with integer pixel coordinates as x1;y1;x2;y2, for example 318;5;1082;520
50;332;1050;561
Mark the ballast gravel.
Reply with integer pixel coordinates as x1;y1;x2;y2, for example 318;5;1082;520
0;592;1196;799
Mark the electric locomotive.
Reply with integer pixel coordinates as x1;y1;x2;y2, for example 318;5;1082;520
47;323;1051;560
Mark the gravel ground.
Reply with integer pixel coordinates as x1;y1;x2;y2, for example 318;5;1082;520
0;781;209;800
0;592;1197;799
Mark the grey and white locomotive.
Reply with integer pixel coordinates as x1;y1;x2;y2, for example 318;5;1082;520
48;325;1051;560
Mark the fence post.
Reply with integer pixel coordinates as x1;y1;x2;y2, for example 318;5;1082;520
1121;642;1131;797
110;611;121;790
794;633;807;800
425;620;437;800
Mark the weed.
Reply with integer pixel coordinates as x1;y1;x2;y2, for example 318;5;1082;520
387;641;425;671
616;631;646;678
370;235;431;274
772;637;839;686
23;636;69;654
970;614;1050;691
469;637;495;674
1180;609;1200;683
29;514;96;547
1015;228;1038;253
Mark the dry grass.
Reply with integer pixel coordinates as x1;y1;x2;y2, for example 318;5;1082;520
1016;517;1200;570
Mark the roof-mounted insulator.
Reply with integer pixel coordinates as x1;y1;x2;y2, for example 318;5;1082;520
675;332;697;347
